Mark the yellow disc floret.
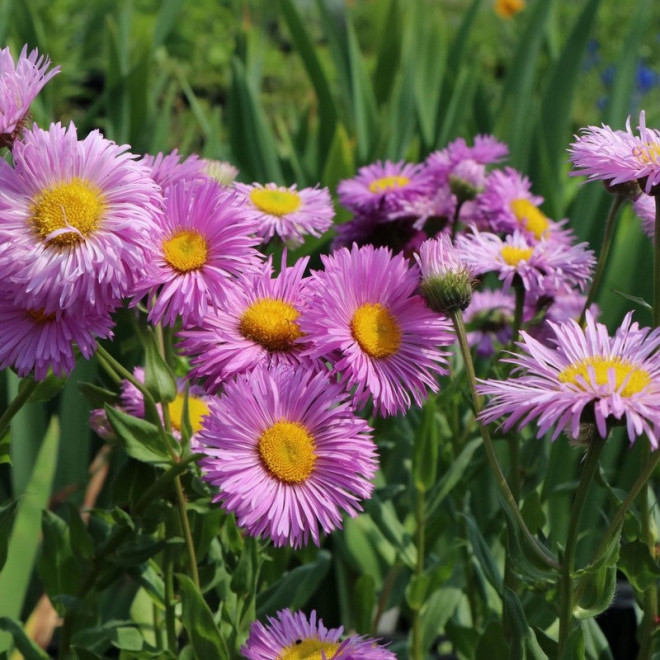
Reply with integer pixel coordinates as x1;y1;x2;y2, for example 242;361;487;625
250;188;302;216
31;178;105;247
168;393;210;434
350;302;402;359
239;298;302;352
500;246;534;266
634;142;660;166
278;638;341;660
163;230;208;273
258;420;316;483
368;175;410;194
510;198;550;240
558;357;651;397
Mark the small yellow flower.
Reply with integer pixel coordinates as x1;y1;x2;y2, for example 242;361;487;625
494;0;526;19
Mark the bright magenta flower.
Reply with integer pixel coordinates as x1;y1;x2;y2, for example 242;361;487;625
299;244;453;416
0;122;162;314
235;182;334;247
0;45;60;145
198;364;377;548
242;609;396;659
478;312;660;446
132;179;262;327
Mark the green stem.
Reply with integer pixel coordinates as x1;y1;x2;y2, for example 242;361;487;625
509;279;526;352
0;378;38;438
164;541;177;651
450;200;465;241
578;194;625;326
412;486;425;660
557;437;606;658
450;311;560;571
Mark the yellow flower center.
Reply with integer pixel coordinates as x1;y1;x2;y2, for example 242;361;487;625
31;178;105;247
249;189;302;216
558;357;651;397
278;638;341;660
350;303;402;359
510;198;550;240
634;142;660;166
368;175;410;193
163;230;208;273
167;392;209;434
258;420;316;483
239;298;302;352
500;246;534;266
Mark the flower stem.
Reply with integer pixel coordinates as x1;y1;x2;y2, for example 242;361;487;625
557;437;606;658
412;485;425;660
450;311;559;571
0;378;38;439
579;194;625;326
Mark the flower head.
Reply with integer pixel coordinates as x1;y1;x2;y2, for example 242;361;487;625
464;289;515;357
235;182;334;247
478;311;660;446
0;122;162;314
131;179;262;327
337;160;434;220
201;158;239;186
178;254;316;391
299;244;453;416
242;609;396;659
198;364;377;548
140;149;207;191
569;111;660;194
0;45;60;147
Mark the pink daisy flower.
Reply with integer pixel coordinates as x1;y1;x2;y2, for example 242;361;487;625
0;122;162;314
569;110;660;194
478;311;660;446
457;230;594;297
477;167;571;242
464;289;515;357
633;192;655;238
140;149;206;191
0;45;60;147
119;366;210;451
299;244;453;416
0;295;113;380
234;182;334;247
132;179;262;327
242;609;396;659
337;160;434;219
178;254;316;391
198;364;377;548
201;158;239;186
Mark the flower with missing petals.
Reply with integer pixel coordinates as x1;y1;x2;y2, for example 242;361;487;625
478;311;660;446
242;609;396;659
198;364;377;548
235;182;334;247
299;244;453;416
0;45;60;147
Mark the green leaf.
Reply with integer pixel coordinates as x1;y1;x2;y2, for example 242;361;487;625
475;621;510;660
372;0;402;105
502;588;549;659
520;491;547;535
21;374;66;403
105;405;171;465
0;417;59;653
618;540;660;593
153;0;183;48
178;573;229;660
0;617;49;660
461;512;503;594
230;536;257;596
0;500;17;570
574;564;617;619
406;559;454;610
144;330;177;404
0;432;9;465
257;550;331;617
77;382;119;409
363;495;417;569
413;396;438;492
352;574;376;634
610;288;653;312
321;123;355;196
426;437;481;516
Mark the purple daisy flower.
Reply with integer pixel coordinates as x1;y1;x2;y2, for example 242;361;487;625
234;182;334;247
477;167;571;242
0;122;162;314
464;289;516;357
178;254;317;391
198;363;377;548
299;244;453;416
0;44;60;147
478;311;660;446
140;149;207;191
457;230;594;297
242;609;396;659
131;179;262;327
0;296;113;380
120;367;210;450
337;160;434;220
569;110;660;194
